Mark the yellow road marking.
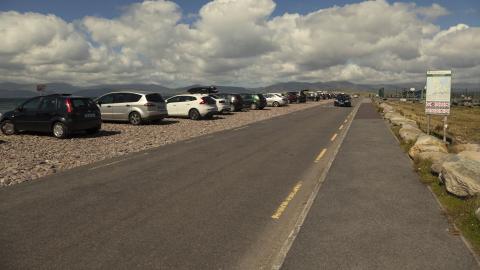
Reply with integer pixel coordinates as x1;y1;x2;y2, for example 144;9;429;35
314;148;327;163
272;181;303;220
330;133;338;141
339;124;344;130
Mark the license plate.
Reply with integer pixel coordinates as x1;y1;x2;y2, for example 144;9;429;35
84;113;96;118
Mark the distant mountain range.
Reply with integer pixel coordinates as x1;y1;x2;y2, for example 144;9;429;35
0;81;478;98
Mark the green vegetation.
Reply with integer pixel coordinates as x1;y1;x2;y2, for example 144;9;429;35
414;159;480;254
387;101;480;143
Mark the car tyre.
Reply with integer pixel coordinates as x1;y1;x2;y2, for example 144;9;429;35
129;112;142;125
273;101;280;107
0;120;16;135
189;109;201;120
52;122;69;139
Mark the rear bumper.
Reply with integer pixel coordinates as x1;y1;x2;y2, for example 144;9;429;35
142;111;168;120
67;119;102;131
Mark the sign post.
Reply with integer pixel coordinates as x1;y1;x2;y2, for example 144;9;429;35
425;70;452;142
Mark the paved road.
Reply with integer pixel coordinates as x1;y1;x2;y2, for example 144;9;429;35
0;102;352;269
281;101;479;270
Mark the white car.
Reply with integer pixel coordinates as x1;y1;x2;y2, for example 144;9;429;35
207;94;231;114
166;94;218;120
264;93;288;107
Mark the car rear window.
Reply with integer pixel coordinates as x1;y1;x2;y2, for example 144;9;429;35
71;98;97;109
146;93;164;103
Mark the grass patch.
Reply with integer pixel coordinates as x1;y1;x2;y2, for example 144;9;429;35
386;101;480;144
414;160;480;254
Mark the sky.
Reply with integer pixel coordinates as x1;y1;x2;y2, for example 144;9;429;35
0;0;479;87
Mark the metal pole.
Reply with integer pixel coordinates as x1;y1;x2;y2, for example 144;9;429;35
427;115;430;135
443;116;448;143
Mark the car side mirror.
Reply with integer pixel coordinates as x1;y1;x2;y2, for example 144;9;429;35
97;101;102;106
16;106;23;112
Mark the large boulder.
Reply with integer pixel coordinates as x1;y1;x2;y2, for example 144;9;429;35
390;116;417;127
379;103;395;113
451;144;480;153
458;151;480;162
408;134;448;159
431;153;456;174
384;112;402;120
399;125;423;142
440;157;480;197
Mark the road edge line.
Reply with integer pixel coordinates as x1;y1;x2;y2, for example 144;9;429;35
270;100;362;270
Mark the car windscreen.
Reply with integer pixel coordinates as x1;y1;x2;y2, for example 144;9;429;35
146;93;164;103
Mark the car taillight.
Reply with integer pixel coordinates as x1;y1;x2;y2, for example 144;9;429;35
65;98;73;113
144;102;156;107
200;97;207;104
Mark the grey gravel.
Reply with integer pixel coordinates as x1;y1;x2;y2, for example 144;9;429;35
0;102;327;187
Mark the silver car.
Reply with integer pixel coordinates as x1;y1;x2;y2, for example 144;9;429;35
96;91;168;125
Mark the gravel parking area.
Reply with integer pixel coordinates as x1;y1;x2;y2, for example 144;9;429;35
0;101;329;187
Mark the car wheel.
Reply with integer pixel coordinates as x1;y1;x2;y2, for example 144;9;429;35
273;101;280;107
251;103;257;110
0;120;16;135
189;109;201;120
52;122;69;139
129;112;142;125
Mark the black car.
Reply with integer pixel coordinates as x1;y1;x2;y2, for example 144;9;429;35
239;94;254;109
334;94;352;107
216;93;244;112
0;94;101;138
250;94;267;110
297;90;308;103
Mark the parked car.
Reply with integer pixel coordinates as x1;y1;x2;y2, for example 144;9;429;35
285;92;298;104
250;94;267;110
297;90;308;103
208;94;230;114
96;91;167;125
0;94;101;138
334;94;352;107
239;94;254;109
265;93;288;107
216;93;244;112
165;94;218;120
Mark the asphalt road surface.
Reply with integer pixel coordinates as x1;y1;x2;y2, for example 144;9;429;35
0;102;352;269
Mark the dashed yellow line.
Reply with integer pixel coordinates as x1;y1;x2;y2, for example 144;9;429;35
314;148;327;163
272;181;303;220
339;124;344;130
330;133;338;141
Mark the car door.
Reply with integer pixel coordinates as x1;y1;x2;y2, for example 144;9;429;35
181;96;196;116
115;93;141;121
166;96;180;116
97;94;114;120
14;97;42;131
37;96;58;132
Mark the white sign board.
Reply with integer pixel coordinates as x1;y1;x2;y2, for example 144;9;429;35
426;70;451;115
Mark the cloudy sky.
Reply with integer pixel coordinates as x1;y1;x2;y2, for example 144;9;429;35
0;0;479;87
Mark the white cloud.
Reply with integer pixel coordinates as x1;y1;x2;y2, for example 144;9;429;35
0;0;478;87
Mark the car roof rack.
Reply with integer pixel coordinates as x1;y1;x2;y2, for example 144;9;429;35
187;86;218;94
